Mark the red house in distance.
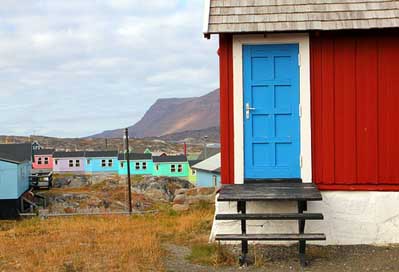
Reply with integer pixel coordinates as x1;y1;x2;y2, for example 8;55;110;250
32;149;54;171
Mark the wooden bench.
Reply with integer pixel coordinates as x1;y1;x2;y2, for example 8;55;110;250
215;182;326;267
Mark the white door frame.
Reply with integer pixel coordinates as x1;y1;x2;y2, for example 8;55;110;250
232;33;312;184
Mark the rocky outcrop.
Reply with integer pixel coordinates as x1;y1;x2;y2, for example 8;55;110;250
172;187;216;211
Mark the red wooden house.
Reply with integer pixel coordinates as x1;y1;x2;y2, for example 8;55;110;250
204;0;399;261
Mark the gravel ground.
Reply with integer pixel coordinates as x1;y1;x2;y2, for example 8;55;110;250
164;244;399;272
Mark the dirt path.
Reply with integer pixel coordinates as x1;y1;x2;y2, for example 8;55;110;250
164;244;399;272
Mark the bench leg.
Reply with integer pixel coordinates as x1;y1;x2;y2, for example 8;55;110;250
237;201;248;266
298;201;308;267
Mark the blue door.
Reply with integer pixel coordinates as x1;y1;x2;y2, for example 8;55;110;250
243;44;300;179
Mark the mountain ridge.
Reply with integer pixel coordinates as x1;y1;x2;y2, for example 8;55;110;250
90;89;220;139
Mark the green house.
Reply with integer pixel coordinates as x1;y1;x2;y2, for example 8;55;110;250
152;155;189;178
118;153;153;175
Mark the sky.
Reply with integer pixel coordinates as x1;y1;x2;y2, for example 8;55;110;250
0;0;218;138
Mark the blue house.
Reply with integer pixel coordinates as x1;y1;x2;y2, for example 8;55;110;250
0;143;32;219
192;153;221;187
118;153;153;175
84;151;119;173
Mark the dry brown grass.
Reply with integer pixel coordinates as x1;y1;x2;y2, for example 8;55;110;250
0;206;214;272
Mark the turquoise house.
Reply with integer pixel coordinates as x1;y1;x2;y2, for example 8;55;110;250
118;153;153;175
192;153;221;187
84;151;118;173
0;143;32;219
152;155;189;178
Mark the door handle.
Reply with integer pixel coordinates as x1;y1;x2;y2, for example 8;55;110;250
245;103;256;119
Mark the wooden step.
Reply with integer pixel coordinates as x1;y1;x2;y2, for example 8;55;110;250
215;213;323;221
215;233;326;241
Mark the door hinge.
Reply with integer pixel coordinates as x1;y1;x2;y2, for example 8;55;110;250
300;155;303;168
299;104;302;118
298;53;301;67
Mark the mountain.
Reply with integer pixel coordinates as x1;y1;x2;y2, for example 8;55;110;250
159;126;220;143
91;89;220;139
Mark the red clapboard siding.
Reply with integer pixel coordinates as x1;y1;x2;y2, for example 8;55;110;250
311;31;399;189
219;34;235;185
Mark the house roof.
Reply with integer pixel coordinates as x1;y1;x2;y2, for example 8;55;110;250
85;151;118;158
0;143;32;164
153;155;187;163
189;160;202;167
192;153;221;173
33;149;55;156
118;153;152;160
53;151;85;158
204;0;399;34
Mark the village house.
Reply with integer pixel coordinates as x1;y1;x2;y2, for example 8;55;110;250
118;153;153;175
0;143;32;219
192;153;221;187
204;0;399;266
152;155;189;178
84;151;119;173
32;149;54;171
53;151;85;173
188;160;201;184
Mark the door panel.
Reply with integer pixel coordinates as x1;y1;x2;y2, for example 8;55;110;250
243;44;300;179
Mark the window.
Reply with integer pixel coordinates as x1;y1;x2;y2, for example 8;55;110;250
155;164;159;171
101;159;106;167
87;159;91;165
75;160;80;167
212;175;217;187
108;159;113;167
135;162;140;170
55;159;58;165
120;161;124;168
177;164;183;173
192;169;196;175
142;162;147;170
44;157;49;165
37;157;42;165
69;160;73;167
171;164;176;172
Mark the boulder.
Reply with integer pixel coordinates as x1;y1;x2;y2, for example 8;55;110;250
172;204;189;212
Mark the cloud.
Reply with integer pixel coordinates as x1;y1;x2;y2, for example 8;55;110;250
0;0;218;138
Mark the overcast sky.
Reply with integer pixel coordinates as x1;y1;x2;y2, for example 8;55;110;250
0;0;218;138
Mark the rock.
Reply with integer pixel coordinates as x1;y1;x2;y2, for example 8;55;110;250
187;194;215;205
173;194;186;205
175;188;188;195
145;188;168;201
197;187;215;195
172;204;189;212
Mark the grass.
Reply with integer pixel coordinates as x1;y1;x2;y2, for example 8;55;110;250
0;204;216;272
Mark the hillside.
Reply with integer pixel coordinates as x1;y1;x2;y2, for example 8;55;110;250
91;89;220;139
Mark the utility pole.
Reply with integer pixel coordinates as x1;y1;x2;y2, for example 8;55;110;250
105;138;108;150
124;128;132;214
203;135;208;159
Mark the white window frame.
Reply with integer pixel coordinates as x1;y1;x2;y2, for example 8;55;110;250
170;164;176;173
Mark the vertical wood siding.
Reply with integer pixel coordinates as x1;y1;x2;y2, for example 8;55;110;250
311;31;399;189
219;34;235;184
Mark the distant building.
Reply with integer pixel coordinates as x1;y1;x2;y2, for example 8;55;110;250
192;153;221;187
0;143;32;219
32;149;54;171
84;151;119;174
118;153;153;175
152;155;189;178
197;147;220;161
53;151;85;173
188;160;201;184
